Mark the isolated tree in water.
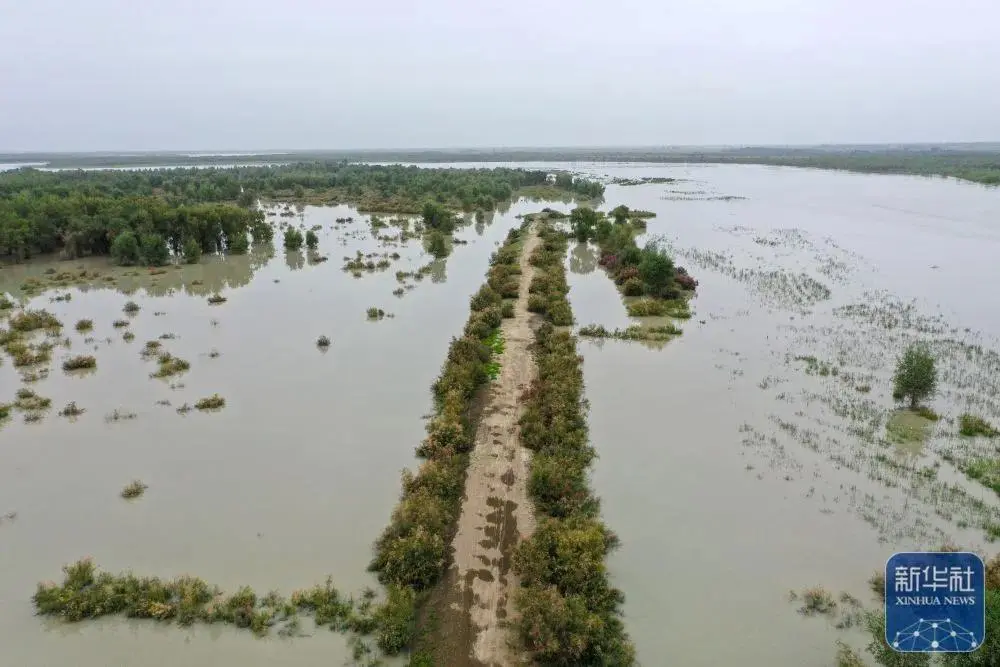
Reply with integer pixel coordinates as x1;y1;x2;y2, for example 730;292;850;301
892;343;937;409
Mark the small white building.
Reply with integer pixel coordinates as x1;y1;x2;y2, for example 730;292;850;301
545;173;558;184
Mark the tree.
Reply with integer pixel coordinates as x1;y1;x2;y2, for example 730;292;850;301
570;207;599;242
422;202;455;233
228;231;249;254
305;230;319;250
140;233;170;266
182;237;201;264
638;243;675;294
611;205;630;225
892;343;937;409
110;231;141;266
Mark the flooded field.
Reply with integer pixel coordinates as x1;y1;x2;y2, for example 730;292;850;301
2;161;999;666
559;163;1000;666
0;197;565;666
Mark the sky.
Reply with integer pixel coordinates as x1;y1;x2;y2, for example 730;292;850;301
1;0;998;151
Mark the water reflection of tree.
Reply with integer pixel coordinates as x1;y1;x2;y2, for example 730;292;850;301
285;250;305;272
68;246;275;298
429;259;447;283
474;209;495;236
569;242;599;274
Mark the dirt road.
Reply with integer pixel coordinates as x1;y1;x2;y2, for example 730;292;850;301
425;224;540;666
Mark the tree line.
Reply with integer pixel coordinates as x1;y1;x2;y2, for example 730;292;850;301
0;163;605;262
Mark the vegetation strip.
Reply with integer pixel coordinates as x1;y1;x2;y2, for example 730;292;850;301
511;218;637;665
367;223;530;659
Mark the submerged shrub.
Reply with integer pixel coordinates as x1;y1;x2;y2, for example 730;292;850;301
62;355;97;372
123;301;140;315
317;335;331;348
283;228;304;251
195;394;226;411
10;309;62;332
960;413;1000;438
305;230;319;250
75;319;93;333
120;480;148;499
622;277;644;296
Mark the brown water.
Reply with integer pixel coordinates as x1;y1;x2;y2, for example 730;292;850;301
556;163;1000;666
3;163;1000;666
0;198;567;666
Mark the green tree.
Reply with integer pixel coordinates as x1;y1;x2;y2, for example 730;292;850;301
570;207;599;242
140;233;170;266
305;230;319;250
422;202;455;233
110;231;141;266
892;343;937;409
182;237;202;264
638;243;675;294
611;205;630;225
228;231;249;254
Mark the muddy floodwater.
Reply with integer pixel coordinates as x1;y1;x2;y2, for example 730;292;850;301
2;163;1000;667
560;163;1000;666
0;197;560;666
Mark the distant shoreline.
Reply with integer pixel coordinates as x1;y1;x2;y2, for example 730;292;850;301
2;145;999;185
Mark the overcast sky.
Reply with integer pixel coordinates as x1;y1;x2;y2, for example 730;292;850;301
1;0;998;151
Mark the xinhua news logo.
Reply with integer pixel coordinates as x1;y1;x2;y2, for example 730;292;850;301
885;551;985;653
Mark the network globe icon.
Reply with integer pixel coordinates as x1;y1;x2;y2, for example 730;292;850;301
890;618;979;652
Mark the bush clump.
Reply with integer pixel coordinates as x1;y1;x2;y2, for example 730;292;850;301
283;228;304;251
62;355;97;371
317;335;331;348
10;309;62;332
207;294;227;305
75;319;94;333
960;413;1000;438
120;480;148;499
195;394;226;411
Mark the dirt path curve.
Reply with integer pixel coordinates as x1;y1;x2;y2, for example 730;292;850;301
445;224;540;666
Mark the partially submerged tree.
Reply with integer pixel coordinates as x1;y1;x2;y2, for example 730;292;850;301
892;343;937;409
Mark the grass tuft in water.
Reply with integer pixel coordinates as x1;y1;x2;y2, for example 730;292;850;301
75;319;94;333
120;480;148;499
207;294;227;305
123;301;140;315
195;394;226;411
960;413;1000;438
10;309;62;332
59;402;85;418
150;353;190;379
14;388;52;412
317;335;331;348
62;355;97;372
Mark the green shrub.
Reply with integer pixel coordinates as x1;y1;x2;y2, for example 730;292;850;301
622;278;644;296
283;228;304;250
110;231;141;266
10;309;62;332
228;231;250;254
501;301;516;318
140;233;170;266
195;394;226;410
960;413;1000;437
527;294;547;313
62;355;97;372
374;585;416;654
470;285;501;312
305;230;319;250
182;238;202;264
75;319;93;332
